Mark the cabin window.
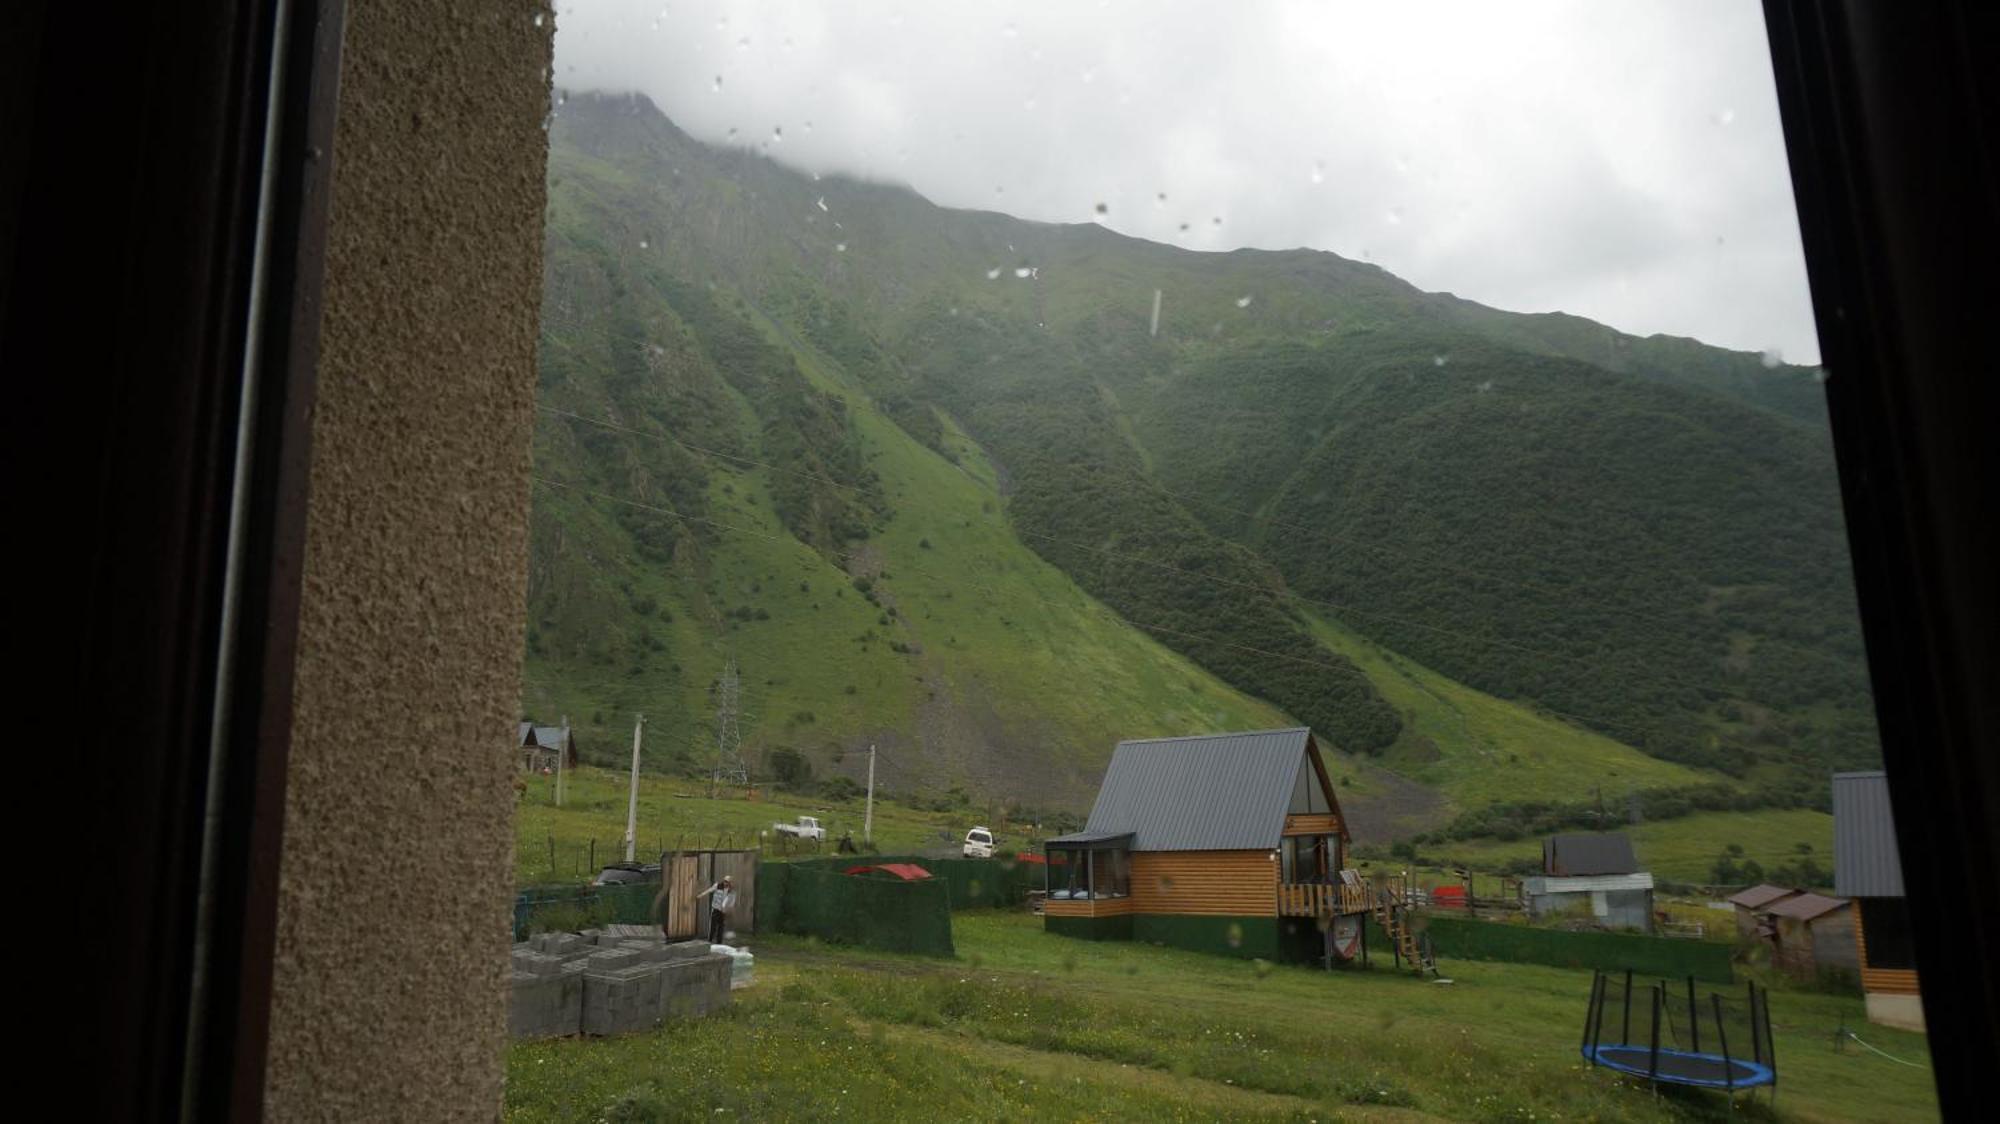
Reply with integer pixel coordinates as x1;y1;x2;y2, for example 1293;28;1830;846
1282;836;1334;883
1859;898;1918;969
1045;844;1129;899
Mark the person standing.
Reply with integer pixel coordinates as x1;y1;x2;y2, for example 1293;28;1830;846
696;875;736;944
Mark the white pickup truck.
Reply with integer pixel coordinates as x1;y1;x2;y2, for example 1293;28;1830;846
772;815;825;842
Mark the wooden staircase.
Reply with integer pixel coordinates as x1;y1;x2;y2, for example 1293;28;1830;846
1372;888;1437;976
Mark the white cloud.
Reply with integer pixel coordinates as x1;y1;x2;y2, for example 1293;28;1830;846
552;0;1820;363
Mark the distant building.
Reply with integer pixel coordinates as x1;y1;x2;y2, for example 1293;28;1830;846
1523;832;1654;931
518;721;578;772
1726;883;1801;940
1834;771;1924;1031
1765;891;1857;980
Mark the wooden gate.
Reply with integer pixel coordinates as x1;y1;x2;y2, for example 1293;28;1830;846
659;849;758;940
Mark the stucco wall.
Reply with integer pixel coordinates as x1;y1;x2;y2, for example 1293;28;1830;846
264;1;551;1117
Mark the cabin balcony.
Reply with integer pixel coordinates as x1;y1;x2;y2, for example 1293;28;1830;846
1277;878;1373;917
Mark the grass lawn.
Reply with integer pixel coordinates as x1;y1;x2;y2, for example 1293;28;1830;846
513;766;1029;888
505;911;1938;1122
1423;809;1837;885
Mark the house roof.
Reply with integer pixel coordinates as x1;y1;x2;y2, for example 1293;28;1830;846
1766;891;1849;921
1542;833;1641;876
1044;829;1135;849
1727;883;1801;909
518;723;570;750
843;863;932;881
1833;771;1905;897
1079;728;1317;851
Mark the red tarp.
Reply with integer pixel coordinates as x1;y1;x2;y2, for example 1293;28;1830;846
1015;852;1047;864
843;863;933;880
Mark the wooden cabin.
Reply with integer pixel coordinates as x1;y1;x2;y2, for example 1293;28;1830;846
1043;728;1397;964
1834;771;1924;1030
1765;891;1857;980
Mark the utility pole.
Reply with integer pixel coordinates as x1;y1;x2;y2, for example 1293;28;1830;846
555;713;567;807
623;714;644;862
864;743;876;847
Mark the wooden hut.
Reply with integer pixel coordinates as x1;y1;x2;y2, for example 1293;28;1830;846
1765;891;1857;980
1043;729;1412;965
1726;883;1802;939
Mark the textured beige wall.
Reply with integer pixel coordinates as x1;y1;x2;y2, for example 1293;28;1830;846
265;1;550;1118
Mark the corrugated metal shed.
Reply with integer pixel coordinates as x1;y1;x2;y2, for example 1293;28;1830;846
1081;729;1313;851
1543;833;1641;875
1766;891;1849;921
1834;771;1906;897
1727;883;1801;909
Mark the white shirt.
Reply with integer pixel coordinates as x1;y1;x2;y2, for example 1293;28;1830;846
704;883;737;912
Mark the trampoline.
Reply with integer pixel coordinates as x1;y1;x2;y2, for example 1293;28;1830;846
1580;970;1776;1097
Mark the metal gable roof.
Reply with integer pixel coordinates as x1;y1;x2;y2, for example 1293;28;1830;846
1766;891;1849;921
1543;833;1641;876
1727;883;1801;909
1080;728;1313;851
1833;771;1906;897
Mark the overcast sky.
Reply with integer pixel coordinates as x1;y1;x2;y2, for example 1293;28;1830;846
553;0;1821;365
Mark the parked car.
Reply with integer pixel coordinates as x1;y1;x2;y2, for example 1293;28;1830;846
772;815;825;841
590;861;661;887
962;826;997;858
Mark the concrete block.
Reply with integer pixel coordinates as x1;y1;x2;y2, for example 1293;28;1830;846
586;948;641;972
658;953;732;1022
662;939;713;962
582;965;664;1036
509;966;584;1038
602;923;659;941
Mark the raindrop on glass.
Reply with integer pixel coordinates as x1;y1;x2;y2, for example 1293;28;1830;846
1433;355;1448;367
711;75;723;92
1081;68;1097;84
1003;21;1018;37
1235;295;1253;309
835;242;847;253
1310;160;1325;185
737;36;750;50
556;90;567;106
1714;107;1737;126
533;11;544;28
816;196;828;212
1759;348;1784;369
1094;202;1109;216
638;239;649;249
771;127;783;143
1476;379;1494;393
986;268;1003;280
1386;207;1404;225
1014;267;1033;279
1212;216;1223;226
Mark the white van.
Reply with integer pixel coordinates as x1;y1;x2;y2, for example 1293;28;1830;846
962;826;996;858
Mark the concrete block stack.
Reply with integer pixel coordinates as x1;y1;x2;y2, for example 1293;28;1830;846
508;930;734;1039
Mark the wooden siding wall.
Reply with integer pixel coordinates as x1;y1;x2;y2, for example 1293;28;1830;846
1283;813;1342;836
1130;851;1276;916
1043;895;1137;918
1856;905;1922;995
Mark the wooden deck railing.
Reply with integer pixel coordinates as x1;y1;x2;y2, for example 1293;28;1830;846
1277;880;1372;917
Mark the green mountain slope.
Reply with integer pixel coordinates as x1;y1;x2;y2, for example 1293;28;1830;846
523;91;1877;824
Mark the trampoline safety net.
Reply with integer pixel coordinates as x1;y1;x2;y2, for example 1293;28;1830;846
1579;969;1776;1091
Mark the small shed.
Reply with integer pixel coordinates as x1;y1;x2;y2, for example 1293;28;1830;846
518;721;578;772
1765;891;1857;980
1524;833;1654;931
1834;771;1923;1031
1726;883;1802;939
